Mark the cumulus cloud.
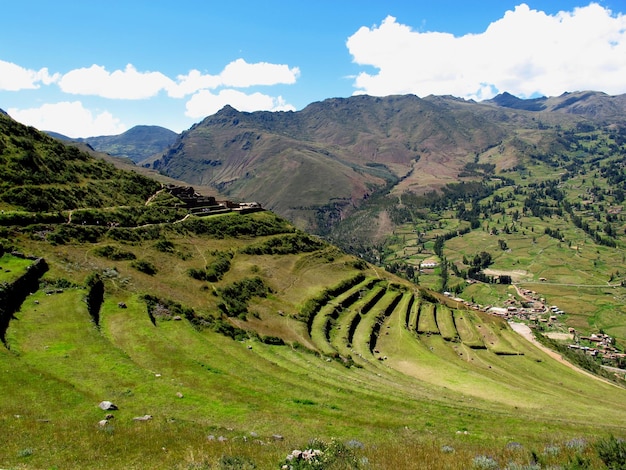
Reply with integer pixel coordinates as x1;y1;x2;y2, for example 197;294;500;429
59;64;174;99
8;101;126;138
185;89;295;118
347;3;626;100
57;59;300;100
168;69;222;99
219;58;300;88
0;59;59;91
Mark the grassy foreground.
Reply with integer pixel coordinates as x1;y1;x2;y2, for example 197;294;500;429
0;211;625;469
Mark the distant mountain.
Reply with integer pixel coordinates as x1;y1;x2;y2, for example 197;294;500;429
486;91;548;111
148;93;600;233
487;90;626;121
0;112;161;212
49;125;178;163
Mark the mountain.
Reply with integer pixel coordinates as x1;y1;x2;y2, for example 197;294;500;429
487;90;626;122
148;93;606;233
52;125;178;163
0;113;161;212
3;105;626;469
147;96;513;230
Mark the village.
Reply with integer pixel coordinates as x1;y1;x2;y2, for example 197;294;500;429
442;282;626;369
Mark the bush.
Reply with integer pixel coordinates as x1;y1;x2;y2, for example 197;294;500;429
154;239;175;253
596;435;626;469
93;245;136;260
281;438;365;469
131;259;157;275
241;232;325;255
472;455;499;470
217;277;269;317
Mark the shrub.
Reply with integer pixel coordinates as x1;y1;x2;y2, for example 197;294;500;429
218;455;256;470
217;277;269;317
142;294;196;325
154;239;175;253
281;438;365;469
131;259;157;275
472;455;499;470
261;335;285;345
93;245;136;260
596;435;626;469
241;232;325;255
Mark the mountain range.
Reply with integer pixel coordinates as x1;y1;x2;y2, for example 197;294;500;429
141;91;626;235
44;90;626;247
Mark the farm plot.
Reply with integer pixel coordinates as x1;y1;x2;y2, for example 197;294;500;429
337;285;387;346
0;252;34;283
453;310;485;349
368;290;409;352
308;277;379;354
406;295;419;329
352;289;402;357
416;303;439;335
435;304;458;341
477;321;523;355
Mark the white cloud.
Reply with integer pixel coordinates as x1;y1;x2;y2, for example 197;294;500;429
185;89;295;118
57;59;300;100
8;101;126;138
59;64;174;99
0;59;59;91
168;69;222;98
220;58;300;88
347;3;626;100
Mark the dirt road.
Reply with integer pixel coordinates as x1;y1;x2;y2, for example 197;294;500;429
508;322;620;388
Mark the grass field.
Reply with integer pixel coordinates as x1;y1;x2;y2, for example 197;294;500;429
2;211;626;469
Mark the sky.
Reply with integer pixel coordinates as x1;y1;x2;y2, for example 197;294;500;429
1;1;625;138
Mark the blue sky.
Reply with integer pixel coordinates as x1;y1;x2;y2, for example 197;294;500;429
1;1;625;137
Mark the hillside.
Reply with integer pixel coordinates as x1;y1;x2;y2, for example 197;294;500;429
2;109;626;469
147;92;626;236
52;125;178;163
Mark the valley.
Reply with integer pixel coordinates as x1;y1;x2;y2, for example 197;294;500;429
2;96;626;468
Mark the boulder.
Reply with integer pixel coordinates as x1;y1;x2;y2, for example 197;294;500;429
98;419;108;427
133;414;153;421
98;401;118;411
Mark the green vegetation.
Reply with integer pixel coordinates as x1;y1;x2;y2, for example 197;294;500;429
93;245;136;261
2;101;626;469
241;232;326;255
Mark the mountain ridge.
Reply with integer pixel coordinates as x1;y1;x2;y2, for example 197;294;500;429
147;91;625;233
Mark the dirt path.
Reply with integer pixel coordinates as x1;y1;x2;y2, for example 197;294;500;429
509;322;620;388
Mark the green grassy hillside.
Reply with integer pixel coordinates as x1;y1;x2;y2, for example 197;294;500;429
2;111;626;469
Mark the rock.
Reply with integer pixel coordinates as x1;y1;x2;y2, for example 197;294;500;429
272;434;284;441
98;419;108;427
105;414;115;420
98;401;118;411
133;414;153;421
173;315;182;321
207;435;215;441
118;302;127;309
218;436;227;442
176;392;184;398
